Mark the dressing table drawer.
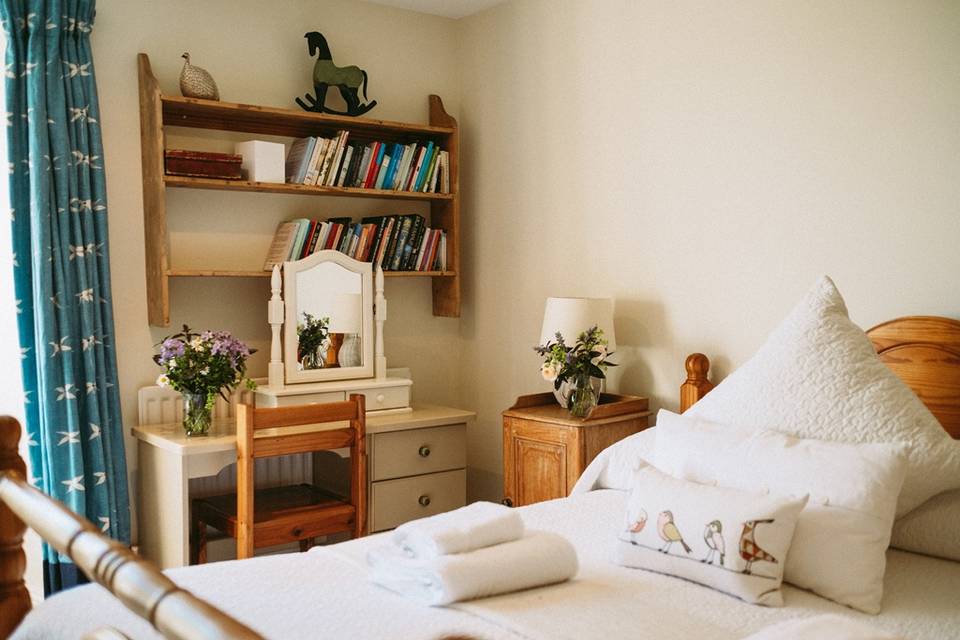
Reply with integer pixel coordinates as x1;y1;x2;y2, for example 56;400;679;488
352;385;410;412
370;469;466;532
370;423;466;481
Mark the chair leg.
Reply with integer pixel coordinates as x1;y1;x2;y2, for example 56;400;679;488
299;538;313;552
195;520;208;565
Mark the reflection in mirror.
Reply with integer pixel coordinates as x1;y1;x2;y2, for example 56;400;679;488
295;262;362;371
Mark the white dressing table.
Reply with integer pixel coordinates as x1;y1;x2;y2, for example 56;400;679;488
132;404;473;569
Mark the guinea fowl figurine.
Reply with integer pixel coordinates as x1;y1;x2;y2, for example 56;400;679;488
179;52;220;101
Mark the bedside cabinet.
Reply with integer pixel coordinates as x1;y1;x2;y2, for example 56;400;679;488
502;393;650;507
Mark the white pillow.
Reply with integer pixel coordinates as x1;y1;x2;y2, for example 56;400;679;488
614;465;807;606
890;489;960;562
654;410;908;614
571;427;657;494
686;275;960;517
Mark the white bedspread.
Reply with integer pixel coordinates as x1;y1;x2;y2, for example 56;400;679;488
13;490;960;640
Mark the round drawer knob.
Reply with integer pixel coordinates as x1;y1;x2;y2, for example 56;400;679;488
376;394;385;403
418;445;431;458
292;527;303;537
501;498;513;507
418;495;431;507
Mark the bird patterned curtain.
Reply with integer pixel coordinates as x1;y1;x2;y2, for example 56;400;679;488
1;0;130;594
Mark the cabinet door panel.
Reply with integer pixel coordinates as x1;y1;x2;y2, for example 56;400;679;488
514;437;567;506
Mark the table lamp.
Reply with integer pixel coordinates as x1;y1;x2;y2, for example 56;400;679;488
330;293;362;367
539;297;616;351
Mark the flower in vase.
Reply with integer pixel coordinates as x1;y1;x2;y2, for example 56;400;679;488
541;362;559;381
156;374;170;388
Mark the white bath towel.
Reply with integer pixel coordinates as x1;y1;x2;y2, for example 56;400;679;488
391;500;525;558
368;530;579;606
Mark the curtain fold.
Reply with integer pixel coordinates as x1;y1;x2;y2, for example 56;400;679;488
2;0;130;595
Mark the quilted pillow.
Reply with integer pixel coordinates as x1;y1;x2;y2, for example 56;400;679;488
654;410;907;613
890;489;960;561
686;275;960;517
614;466;807;606
571;427;657;494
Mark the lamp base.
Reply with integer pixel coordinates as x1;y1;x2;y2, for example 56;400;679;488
339;333;361;368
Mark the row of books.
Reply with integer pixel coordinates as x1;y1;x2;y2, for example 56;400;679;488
284;132;451;194
263;215;448;273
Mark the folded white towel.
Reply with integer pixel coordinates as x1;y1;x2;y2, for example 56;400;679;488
368;530;578;606
391;500;524;558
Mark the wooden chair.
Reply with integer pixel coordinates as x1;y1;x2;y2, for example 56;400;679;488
191;395;366;563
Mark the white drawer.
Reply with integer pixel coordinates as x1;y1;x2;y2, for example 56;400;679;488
349;385;410;412
371;423;466;481
370;469;466;532
262;391;346;408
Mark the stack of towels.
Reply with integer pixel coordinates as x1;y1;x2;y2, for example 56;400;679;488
367;501;579;606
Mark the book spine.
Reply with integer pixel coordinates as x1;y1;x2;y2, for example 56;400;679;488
389;216;412;270
303;137;325;185
336;145;354;187
420;146;440;193
353;145;372;188
362;142;383;188
373;152;392;189
414;142;435;192
406;146;426;191
401;216;424;271
374;217;396;269
299;220;317;259
326;131;349;186
262;221;299;270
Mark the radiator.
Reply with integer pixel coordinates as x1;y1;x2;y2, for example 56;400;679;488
137;385;313;498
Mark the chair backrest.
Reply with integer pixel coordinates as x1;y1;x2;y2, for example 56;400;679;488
235;395;366;558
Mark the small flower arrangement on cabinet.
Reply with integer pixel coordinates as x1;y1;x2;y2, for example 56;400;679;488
154;326;256;436
534;325;616;418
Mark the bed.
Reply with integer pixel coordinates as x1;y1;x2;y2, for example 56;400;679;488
2;313;959;640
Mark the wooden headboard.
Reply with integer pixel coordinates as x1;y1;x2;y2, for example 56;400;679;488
680;315;960;439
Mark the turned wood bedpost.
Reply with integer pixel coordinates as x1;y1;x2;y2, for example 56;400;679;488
0;416;30;639
680;353;714;412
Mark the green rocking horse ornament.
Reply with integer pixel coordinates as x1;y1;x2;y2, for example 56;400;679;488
296;31;377;117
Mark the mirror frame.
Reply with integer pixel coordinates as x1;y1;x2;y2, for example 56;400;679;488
283;250;374;383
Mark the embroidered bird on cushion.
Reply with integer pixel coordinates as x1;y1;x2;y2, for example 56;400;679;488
179;53;220;101
739;519;777;575
657;510;692;554
702;520;725;566
626;508;648;541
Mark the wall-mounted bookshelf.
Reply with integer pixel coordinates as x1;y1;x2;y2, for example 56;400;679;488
138;53;460;327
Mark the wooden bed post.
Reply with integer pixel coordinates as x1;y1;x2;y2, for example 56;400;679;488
0;416;31;639
679;353;714;412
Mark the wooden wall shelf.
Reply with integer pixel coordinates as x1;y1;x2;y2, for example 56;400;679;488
164;175;455;202
138;53;461;326
165;269;456;279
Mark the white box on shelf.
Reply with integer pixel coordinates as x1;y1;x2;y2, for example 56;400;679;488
235;140;285;183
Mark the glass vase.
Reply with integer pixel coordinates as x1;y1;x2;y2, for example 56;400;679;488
567;373;599;419
182;392;214;437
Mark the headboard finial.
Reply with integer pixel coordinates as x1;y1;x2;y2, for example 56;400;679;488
680;353;714;413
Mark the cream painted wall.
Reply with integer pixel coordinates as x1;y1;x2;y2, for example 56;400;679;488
91;0;462;538
456;1;960;500
83;0;960;517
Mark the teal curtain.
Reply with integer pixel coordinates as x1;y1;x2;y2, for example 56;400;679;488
2;0;130;594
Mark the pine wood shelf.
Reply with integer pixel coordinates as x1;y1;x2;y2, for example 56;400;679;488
139;53;461;326
164;174;455;201
166;269;456;278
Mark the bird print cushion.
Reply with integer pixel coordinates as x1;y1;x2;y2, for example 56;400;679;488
685;275;960;518
613;466;808;606
654;409;908;613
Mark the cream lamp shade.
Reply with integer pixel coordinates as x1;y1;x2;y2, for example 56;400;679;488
539;297;616;351
328;293;362;334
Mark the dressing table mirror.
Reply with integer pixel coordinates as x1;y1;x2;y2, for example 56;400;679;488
258;250;411;413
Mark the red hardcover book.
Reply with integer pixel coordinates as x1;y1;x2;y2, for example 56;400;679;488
324;223;342;250
422;229;439;271
362;142;383;189
298;221;317;259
